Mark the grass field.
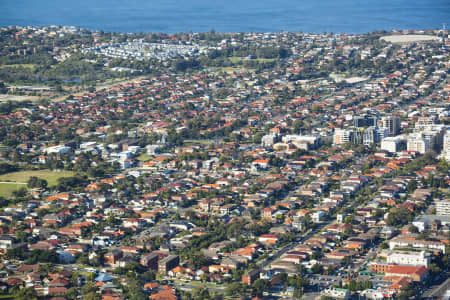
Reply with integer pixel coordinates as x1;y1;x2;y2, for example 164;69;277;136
0;170;76;186
0;182;27;198
137;154;153;162
217;67;256;73
184;139;216;145
0;64;36;70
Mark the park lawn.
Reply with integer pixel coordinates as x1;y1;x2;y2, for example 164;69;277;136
184;139;216;145
0;170;76;186
228;56;242;63
218;67;256;73
255;58;277;63
0;64;36;70
137;154;153;162
0;182;27;198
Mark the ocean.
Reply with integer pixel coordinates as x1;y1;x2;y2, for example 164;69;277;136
0;0;449;33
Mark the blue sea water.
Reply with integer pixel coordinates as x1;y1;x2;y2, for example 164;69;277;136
0;0;449;33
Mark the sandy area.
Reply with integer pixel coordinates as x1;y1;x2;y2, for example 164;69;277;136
330;74;368;84
0;94;40;102
381;35;441;44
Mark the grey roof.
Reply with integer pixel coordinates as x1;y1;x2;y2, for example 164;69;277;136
414;214;450;223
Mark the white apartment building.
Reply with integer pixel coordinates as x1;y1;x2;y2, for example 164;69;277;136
407;136;430;154
413;124;446;151
443;131;450;161
435;199;450;216
381;136;405;153
416;116;438;128
333;129;352;145
389;237;446;254
386;251;430;267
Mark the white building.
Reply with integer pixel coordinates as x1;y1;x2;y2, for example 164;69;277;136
312;211;326;222
389;236;447;253
435;199;450;216
412;218;429;232
337;213;347;224
80;141;98;149
443;131;450;161
261;134;279;147
413;124;446;151
381;136;406;153
363;127;388;146
386;251;430;267
127;146;141;154
281;134;320;150
146;144;161;155
44;145;71;155
333;129;352;145
321;288;350;300
361;289;395;300
416;116;438;128
407;136;430;154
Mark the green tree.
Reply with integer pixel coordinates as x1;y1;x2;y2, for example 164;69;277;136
25;249;59;264
86;272;96;282
83;292;101;300
6;247;26;260
397;283;418;300
428;263;442;277
226;282;246;297
387;207;413;227
141;270;156;282
252;279;269;297
192;287;210;300
12;187;28;198
65;287;79;300
0;81;7;93
188;251;211;269
408;225;419;233
437;159;449;173
14;287;37;300
380;242;389;250
406;180;417;193
81;282;98;295
362;280;373;290
347;279;359;291
27;176;48;189
311;264;323;274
